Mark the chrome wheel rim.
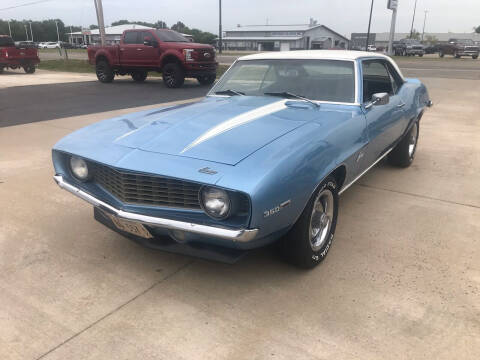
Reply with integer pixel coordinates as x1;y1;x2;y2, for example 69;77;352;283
164;70;175;87
408;123;418;158
309;189;334;251
96;65;106;81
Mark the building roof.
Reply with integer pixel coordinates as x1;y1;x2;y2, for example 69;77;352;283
223;36;303;41
226;24;314;32
239;50;389;61
68;24;153;35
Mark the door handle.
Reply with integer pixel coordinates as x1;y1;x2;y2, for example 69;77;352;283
120;48;125;51
397;102;406;108
137;48;143;51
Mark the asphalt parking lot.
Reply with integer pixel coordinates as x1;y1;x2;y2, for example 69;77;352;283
1;59;479;359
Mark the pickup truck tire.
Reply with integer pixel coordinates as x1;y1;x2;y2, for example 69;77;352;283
418;53;424;57
473;55;478;60
439;51;444;58
96;60;114;83
0;66;4;74
197;75;216;86
162;63;184;88
23;64;35;74
281;176;338;269
454;51;461;59
388;120;419;167
131;71;148;82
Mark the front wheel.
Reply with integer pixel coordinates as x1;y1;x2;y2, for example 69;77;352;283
454;51;461;59
388;120;419;167
96;60;114;83
162;63;185;88
473;55;478;60
197;74;216;86
418;53;424;57
131;70;148;82
281;177;339;269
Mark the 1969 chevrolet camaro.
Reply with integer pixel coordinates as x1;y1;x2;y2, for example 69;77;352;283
52;51;432;268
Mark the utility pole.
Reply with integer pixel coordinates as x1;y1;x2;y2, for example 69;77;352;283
70;26;73;45
410;0;418;38
366;0;374;51
24;24;29;41
218;0;222;54
55;20;60;42
93;0;106;46
387;0;398;56
421;10;428;42
8;20;12;37
29;22;33;42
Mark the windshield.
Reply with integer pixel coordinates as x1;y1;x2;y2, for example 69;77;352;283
456;39;474;44
210;59;356;103
0;37;14;47
155;30;189;42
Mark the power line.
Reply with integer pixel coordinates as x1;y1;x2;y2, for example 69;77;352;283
0;0;56;12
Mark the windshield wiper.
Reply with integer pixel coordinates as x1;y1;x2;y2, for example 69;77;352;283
215;89;245;96
264;91;320;108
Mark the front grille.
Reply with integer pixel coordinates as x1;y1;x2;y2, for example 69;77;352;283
92;164;202;209
197;48;215;62
413;46;423;50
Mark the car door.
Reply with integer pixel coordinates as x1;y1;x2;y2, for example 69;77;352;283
120;31;141;66
137;31;159;67
361;59;406;164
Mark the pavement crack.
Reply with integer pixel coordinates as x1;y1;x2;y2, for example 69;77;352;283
357;183;480;210
34;259;195;360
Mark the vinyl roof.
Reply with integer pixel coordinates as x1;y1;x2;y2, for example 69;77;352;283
239;50;390;61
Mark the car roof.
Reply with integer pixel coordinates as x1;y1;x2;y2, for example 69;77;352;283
238;50;392;61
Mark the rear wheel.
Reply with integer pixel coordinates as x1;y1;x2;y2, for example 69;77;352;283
131;70;148;82
162;63;185;88
0;66;4;74
418;53;424;57
23;64;35;74
96;60;114;83
281;177;338;269
388;120;419;167
197;74;216;86
439;51;444;58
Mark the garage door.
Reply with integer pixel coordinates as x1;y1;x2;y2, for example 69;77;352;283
280;42;290;51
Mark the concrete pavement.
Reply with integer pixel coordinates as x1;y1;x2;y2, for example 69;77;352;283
0;70;479;359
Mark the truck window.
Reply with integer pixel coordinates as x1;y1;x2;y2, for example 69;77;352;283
0;37;14;47
124;32;139;44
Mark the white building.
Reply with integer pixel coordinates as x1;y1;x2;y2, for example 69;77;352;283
222;20;349;51
67;24;193;45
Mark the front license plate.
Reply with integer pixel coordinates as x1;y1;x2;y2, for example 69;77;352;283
107;214;153;239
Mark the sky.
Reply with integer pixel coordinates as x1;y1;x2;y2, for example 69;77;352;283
1;0;479;36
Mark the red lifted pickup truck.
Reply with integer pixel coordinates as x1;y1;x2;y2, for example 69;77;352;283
88;29;217;88
0;35;40;74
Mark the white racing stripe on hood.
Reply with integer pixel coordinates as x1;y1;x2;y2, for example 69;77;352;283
180;100;287;154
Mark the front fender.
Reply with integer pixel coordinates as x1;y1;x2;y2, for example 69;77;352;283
159;50;184;68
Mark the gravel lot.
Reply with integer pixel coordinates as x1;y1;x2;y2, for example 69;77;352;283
0;59;479;359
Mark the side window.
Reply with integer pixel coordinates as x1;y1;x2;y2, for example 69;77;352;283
362;60;393;102
124;31;139;44
141;31;152;43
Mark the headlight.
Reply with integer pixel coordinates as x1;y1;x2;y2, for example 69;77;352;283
70;156;90;181
183;48;194;62
200;186;231;219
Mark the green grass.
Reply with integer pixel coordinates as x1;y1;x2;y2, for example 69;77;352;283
39;48;86;54
38;60;230;79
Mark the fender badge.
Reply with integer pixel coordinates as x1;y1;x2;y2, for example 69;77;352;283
199;167;218;175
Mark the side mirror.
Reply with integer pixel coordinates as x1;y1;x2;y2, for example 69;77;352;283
365;92;389;109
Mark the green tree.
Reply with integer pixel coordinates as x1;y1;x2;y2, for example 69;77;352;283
407;29;421;40
424;35;438;44
475;26;480;34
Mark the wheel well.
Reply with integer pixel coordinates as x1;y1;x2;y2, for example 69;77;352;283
330;165;347;190
96;55;108;65
161;55;182;70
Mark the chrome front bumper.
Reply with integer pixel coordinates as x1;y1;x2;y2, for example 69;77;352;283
53;175;259;243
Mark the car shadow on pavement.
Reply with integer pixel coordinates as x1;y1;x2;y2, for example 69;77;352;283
0;79;210;127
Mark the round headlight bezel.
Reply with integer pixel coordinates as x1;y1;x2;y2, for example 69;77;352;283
69;156;90;181
199;186;231;220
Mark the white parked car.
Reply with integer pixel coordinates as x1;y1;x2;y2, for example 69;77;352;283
43;42;60;49
367;45;377;52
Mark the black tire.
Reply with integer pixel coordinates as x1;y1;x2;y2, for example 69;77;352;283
197;74;216;86
388;120;419;167
23;64;35;74
473;55;478;60
162;63;185;88
96;60;114;83
281;177;339;269
439;51;444;58
131;70;148;82
0;66;4;74
454;51;461;59
418;53;424;57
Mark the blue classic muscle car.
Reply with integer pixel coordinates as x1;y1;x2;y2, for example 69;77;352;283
52;51;432;268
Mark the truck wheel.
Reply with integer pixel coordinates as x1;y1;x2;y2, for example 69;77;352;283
131;71;147;82
388;120;419;168
96;60;114;83
281;176;338;269
402;49;407;56
162;63;184;88
418;53;424;57
23;64;36;74
197;75;216;86
454;51;461;59
473;55;478;60
439;51;444;58
0;67;4;74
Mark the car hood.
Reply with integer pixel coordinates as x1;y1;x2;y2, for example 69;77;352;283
106;96;313;165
